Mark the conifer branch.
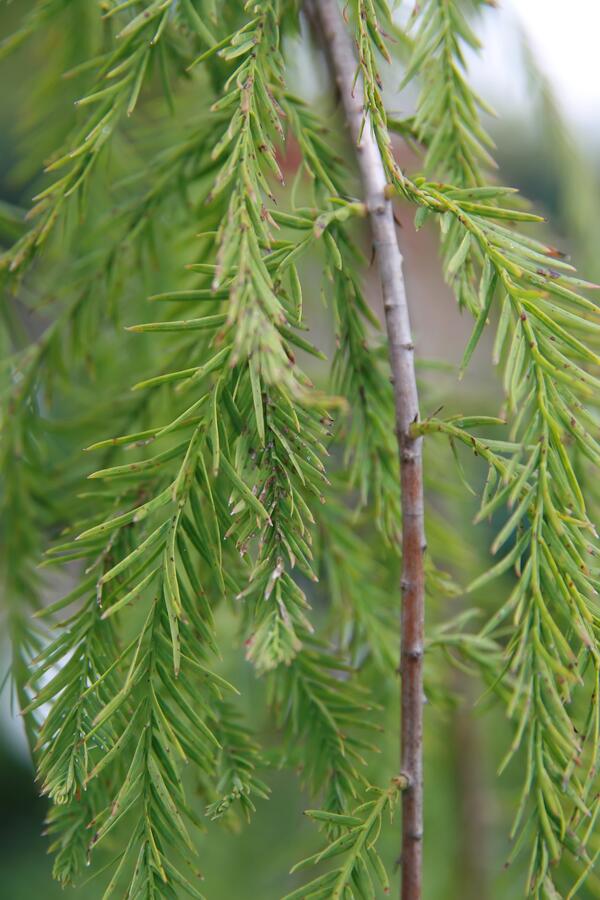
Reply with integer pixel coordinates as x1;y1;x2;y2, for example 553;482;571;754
0;0;201;274
269;637;379;812
205;699;270;823
282;779;404;899
309;2;426;897
2;3;600;896
405;0;494;186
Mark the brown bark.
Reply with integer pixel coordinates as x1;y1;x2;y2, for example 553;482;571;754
308;2;427;897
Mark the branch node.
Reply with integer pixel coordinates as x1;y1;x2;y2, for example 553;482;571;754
393;773;411;791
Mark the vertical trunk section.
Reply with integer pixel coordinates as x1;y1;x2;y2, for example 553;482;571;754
309;2;426;897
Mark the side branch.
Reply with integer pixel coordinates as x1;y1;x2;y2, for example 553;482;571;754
308;1;426;898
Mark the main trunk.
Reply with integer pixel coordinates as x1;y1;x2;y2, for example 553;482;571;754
309;2;427;897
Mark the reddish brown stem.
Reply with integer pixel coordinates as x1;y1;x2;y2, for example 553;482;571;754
308;1;426;897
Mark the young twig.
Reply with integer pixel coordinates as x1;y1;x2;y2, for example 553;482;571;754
308;1;426;896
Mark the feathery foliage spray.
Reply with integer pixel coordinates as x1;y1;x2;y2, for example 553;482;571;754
1;2;599;898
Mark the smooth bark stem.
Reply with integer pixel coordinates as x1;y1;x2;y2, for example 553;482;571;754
309;1;426;897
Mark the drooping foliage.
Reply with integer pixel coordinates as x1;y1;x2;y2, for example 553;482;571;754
0;2;598;897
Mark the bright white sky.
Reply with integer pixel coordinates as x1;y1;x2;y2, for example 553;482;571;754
471;0;600;131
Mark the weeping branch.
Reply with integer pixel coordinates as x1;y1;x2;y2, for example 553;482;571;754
309;1;426;896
